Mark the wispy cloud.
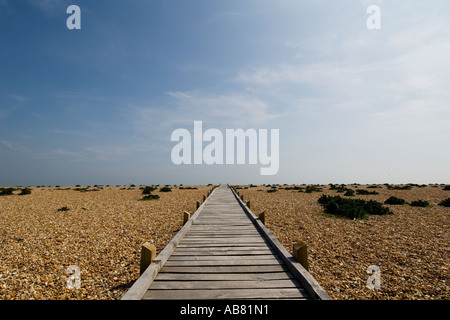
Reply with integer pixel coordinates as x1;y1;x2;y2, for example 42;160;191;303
84;145;145;161
0;94;28;119
0;140;27;153
53;129;95;138
28;0;64;15
166;91;279;127
9;94;28;103
124;89;283;141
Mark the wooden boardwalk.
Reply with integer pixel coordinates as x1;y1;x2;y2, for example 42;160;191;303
122;185;331;300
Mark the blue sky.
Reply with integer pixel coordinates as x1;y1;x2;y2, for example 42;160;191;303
1;0;449;186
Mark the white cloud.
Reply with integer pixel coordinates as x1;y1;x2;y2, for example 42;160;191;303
84;145;145;160
125;91;281;136
0;140;27;152
166;91;278;127
29;0;62;15
236;62;367;91
9;94;28;103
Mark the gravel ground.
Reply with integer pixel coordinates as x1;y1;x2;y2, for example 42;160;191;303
0;185;212;300
238;184;449;300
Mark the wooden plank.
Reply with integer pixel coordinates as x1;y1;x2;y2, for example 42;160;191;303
171;252;274;257
193;222;252;226
184;234;261;238
172;247;273;254
187;229;260;233
155;272;295;281
188;229;257;233
172;251;274;256
176;243;270;248
180;237;266;243
163;258;283;267
180;236;267;240
150;279;302;290
190;225;254;229
143;288;308;300
160;265;288;274
194;220;250;223
169;254;279;261
183;234;261;239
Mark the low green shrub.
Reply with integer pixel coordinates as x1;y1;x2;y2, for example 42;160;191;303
140;194;160;201
0;187;14;196
159;186;172;192
356;189;379;195
142;186;157;194
438;198;450;207
443;185;450;191
73;187;99;192
305;185;322;193
318;195;392;219
386;185;412;190
57;206;70;212
284;186;304;191
410;200;430;207
18;188;31;195
384;196;406;205
344;189;355;196
266;189;277;193
329;184;347;190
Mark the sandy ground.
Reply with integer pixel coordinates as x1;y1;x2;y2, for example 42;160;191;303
1;184;448;300
238;184;449;300
0;185;212;300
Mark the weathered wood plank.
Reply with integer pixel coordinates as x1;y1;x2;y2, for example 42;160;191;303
150;279;301;290
169;254;278;261
176;243;270;248
155;272;295;281
180;237;266;243
186;230;260;234
143;288;308;300
172;251;272;256
160;265;288;273
192;222;253;226
183;234;261;238
183;233;262;237
164;258;283;267
172;247;273;254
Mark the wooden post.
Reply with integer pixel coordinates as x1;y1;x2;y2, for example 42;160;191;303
203;195;206;202
183;211;191;225
196;200;200;209
258;211;265;225
140;242;156;275
293;241;309;271
246;200;251;209
241;194;244;201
